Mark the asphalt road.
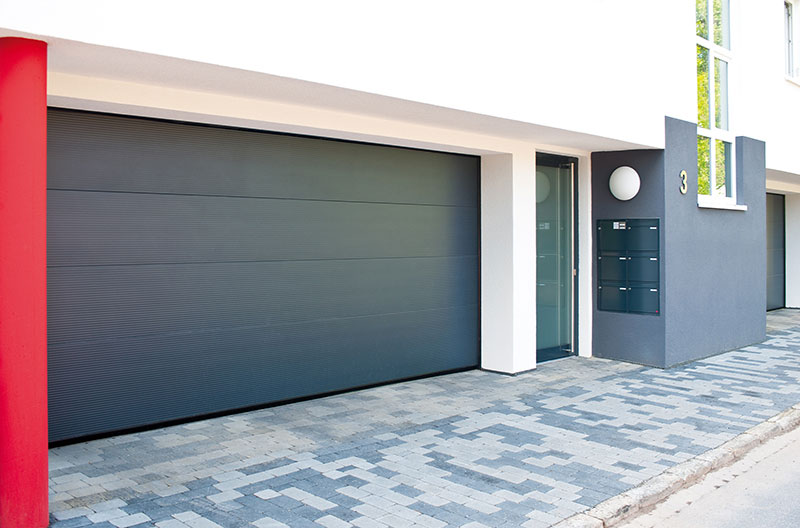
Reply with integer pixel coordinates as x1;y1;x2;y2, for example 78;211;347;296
621;422;800;528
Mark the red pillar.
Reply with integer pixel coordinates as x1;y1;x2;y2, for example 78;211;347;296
0;37;49;528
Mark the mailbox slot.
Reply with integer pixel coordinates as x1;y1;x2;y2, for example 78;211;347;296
598;254;628;282
598;283;628;313
597;220;627;251
628;285;660;314
627;219;659;251
628;256;659;283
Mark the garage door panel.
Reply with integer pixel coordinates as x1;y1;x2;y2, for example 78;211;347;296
48;256;478;344
48;190;477;266
47;305;478;442
47;108;479;443
47;110;479;207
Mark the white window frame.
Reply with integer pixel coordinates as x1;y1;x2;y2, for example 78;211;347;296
696;0;737;208
788;1;798;79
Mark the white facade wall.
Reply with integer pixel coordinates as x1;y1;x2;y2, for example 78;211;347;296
736;1;800;178
787;195;800;308
6;1;794;169
5;1;794;171
746;2;800;311
2;0;697;148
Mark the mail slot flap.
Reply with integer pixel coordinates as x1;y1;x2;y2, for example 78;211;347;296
598;254;627;282
627;219;659;252
628;285;659;314
628;255;659;283
597;282;628;312
597;220;627;251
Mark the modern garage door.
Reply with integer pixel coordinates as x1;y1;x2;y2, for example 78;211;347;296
767;193;785;311
47;109;479;443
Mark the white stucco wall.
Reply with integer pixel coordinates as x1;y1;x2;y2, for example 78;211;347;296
2;1;795;170
735;1;800;177
0;0;699;149
786;194;800;309
480;153;537;373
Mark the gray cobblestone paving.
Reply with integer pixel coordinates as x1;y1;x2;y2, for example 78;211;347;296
48;310;800;527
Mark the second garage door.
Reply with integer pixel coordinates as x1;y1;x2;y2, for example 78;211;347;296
47;109;480;443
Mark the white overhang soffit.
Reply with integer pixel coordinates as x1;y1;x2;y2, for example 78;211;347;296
1;29;654;155
767;169;800;194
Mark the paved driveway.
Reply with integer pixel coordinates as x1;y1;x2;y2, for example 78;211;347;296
49;310;800;528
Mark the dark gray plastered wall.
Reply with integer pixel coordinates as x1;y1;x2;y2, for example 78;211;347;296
591;149;667;367
663;117;766;366
591;117;767;368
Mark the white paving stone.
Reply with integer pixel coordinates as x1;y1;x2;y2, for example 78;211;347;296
110;513;152;528
252;517;290;528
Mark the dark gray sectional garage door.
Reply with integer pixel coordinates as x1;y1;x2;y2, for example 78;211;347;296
767;193;785;311
47;109;479;443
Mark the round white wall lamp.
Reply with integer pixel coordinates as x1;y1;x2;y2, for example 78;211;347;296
536;171;551;203
609;166;641;201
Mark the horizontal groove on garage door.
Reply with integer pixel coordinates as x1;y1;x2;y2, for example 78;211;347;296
47;108;480;443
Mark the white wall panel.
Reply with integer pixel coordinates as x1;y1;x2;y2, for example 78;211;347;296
735;1;800;177
0;0;700;148
786;194;800;308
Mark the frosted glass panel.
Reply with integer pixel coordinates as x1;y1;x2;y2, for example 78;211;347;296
536;158;573;362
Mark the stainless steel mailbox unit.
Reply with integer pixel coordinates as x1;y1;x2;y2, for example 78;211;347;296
597;219;660;315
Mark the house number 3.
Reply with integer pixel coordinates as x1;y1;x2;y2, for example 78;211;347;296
679;170;688;194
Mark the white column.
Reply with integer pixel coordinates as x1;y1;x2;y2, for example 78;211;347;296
577;155;593;357
480;151;537;373
786;193;800;308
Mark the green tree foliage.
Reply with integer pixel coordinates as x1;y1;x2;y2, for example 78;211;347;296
715;140;728;195
696;0;708;38
697;46;710;129
698;136;710;195
713;0;727;47
697;42;711;195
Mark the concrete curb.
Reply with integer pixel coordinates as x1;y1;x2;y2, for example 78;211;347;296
551;404;800;528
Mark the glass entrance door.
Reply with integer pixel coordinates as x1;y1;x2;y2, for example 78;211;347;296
536;154;576;362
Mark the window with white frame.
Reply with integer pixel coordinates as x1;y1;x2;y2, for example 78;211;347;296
696;0;735;202
788;1;797;77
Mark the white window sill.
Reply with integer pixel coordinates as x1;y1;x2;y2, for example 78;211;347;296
786;76;800;88
697;196;748;211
